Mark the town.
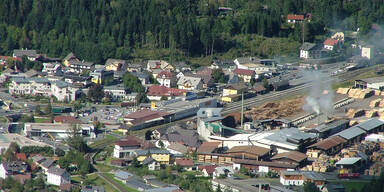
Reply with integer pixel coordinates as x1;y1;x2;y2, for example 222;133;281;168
0;1;384;192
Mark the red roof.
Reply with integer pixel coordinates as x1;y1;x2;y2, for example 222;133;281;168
287;14;305;20
175;158;194;167
147;85;187;96
198;165;218;174
157;71;173;79
54;116;83;124
115;139;141;147
234;68;255;76
15;153;27;161
324;38;340;46
0;56;22;62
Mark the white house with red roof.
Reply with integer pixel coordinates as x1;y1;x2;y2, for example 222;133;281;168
287;13;311;23
147;85;187;101
156;71;175;88
233;68;255;83
323;38;341;51
113;137;142;158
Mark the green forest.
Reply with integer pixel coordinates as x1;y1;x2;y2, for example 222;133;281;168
0;0;382;63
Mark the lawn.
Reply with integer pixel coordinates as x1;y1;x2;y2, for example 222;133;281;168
329;180;370;192
71;174;119;192
104;173;140;192
89;135;119;149
34;117;51;123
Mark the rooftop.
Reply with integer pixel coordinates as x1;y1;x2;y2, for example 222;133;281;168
47;167;67;176
270;151;307;163
335;157;362;165
197;142;221;154
335;126;366;140
308;136;346;151
356;118;384;131
227;145;270;156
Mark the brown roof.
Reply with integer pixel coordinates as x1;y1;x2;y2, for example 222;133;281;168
234;68;255;76
197;142;221;154
14;173;31;184
174;158;194;167
233;159;299;169
226;146;270;156
115;139;141;147
54;116;83;124
287;14;305;20
270;151;307;163
198;165;218;174
253;84;266;92
15;153;27;161
124;135;155;149
308;136;346;151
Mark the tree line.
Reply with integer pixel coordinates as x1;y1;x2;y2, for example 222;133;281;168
0;0;381;63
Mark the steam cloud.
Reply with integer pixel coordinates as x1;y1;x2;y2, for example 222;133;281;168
302;71;334;116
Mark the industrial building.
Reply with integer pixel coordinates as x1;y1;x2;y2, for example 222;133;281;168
23;123;95;139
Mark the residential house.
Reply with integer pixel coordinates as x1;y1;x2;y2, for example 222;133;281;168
81;186;105;192
40;159;56;173
213;166;234;179
287;13;311;23
174;158;195;171
46;167;71;186
135;149;171;164
361;46;374;60
156;71;175;88
147;60;173;71
105;59;126;71
221;83;248;102
90;68;114;84
127;63;144;72
63;52;79;67
69;60;95;73
270;151;307;165
226;145;271;161
143;157;161;171
131;72;150;85
0;161;28;179
51;80;80;101
300;43;327;59
210;60;236;70
280;171;325;188
42;62;62;75
63;72;91;87
173;61;191;72
233;68;255;83
25;69;39;78
177;76;203;90
13;49;39;61
166;142;188;155
324;38;341;51
104;84;131;101
331;32;345;41
159;125;201;148
113;137;142;159
114;170;133;184
147;85;187;101
198;165;218;177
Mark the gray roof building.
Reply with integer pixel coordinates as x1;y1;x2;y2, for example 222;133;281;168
300;43;316;51
47;167;67;176
335;126;366;140
114;170;133;180
81;185;105;192
142;157;157;165
13;49;38;58
135;149;170;156
356;118;384;132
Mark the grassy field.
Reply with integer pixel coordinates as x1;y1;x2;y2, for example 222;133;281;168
329;180;369;192
34;117;51;123
71;174;119;192
332;68;382;90
89;135;119;149
104;173;140;192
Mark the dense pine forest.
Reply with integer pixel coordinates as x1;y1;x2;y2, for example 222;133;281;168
0;0;383;63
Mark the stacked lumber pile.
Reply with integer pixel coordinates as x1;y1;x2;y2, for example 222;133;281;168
337;88;350;95
346;108;365;118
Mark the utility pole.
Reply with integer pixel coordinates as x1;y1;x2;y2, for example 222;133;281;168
302;21;305;44
241;92;244;130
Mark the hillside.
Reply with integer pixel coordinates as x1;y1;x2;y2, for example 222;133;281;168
0;0;381;64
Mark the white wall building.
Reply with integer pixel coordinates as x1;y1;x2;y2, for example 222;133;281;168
46;167;70;186
24;123;95;139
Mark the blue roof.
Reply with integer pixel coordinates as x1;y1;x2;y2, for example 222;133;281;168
114;170;133;180
356;118;384;131
335;126;366;140
30;78;50;83
12;77;29;83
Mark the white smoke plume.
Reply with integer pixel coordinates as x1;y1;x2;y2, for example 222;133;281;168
302;71;334;116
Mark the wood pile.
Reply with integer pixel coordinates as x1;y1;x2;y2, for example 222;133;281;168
370;99;382;108
346;108;365;118
366;110;378;118
245;97;304;120
375;90;382;96
347;88;373;99
336;88;350;95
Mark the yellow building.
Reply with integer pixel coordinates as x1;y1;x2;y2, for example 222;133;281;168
62;52;78;67
105;59;126;71
135;149;171;164
221;83;247;102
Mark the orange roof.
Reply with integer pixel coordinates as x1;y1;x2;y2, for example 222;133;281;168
287;14;305;20
175;158;194;167
324;38;340;46
271;151;307;163
16;153;27;161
